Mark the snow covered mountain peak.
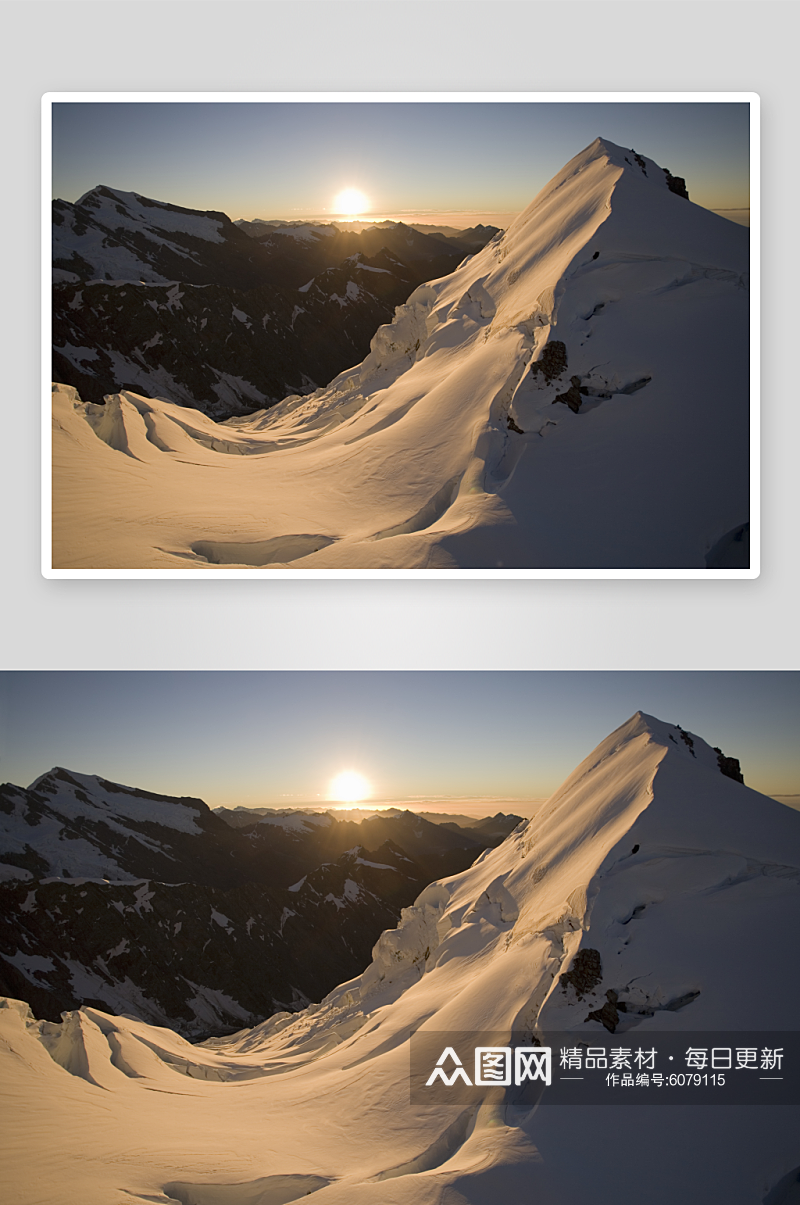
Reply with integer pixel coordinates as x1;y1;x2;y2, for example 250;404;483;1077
29;765;119;793
0;768;216;885
25;766;204;830
72;184;228;242
75;183;143;208
259;711;794;1043
552;709;741;791
528;135;691;206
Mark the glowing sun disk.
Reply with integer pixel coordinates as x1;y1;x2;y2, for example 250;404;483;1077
329;771;371;803
334;188;368;216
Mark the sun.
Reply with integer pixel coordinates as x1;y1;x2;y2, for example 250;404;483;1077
329;770;372;804
333;188;368;217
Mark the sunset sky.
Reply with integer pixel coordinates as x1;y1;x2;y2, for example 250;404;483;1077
50;99;750;224
1;672;794;812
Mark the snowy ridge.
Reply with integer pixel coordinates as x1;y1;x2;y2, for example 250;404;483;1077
52;138;750;570
0;767;207;883
262;223;339;242
1;713;797;1204
54;185;226;284
27;767;203;833
74;186;226;244
252;810;335;833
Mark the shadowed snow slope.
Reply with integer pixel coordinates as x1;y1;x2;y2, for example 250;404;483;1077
51;138;750;570
2;714;797;1204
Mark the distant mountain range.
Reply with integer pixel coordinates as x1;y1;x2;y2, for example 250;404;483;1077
0;768;520;1036
52;187;499;419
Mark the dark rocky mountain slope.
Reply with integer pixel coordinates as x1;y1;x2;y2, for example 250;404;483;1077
0;769;504;1037
53;186;499;418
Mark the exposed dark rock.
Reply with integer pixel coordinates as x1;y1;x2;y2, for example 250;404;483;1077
530;340;568;384
675;725;696;756
559;948;602;1000
586;988;620;1033
713;747;745;784
663;168;690;200
52;251;440;419
507;414;524;434
631;150;648;176
0;843;422;1037
553;376;584;414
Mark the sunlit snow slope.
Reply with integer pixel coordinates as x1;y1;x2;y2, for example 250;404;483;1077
51;139;750;570
2;713;797;1205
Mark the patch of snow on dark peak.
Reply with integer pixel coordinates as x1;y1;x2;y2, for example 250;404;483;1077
24;767;204;834
27;766;84;793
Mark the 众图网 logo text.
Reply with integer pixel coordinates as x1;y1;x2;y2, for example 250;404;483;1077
426;1045;552;1087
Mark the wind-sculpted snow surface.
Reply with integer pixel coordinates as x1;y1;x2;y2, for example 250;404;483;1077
2;714;798;1204
51;138;750;570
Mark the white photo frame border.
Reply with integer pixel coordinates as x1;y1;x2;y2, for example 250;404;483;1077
42;90;759;581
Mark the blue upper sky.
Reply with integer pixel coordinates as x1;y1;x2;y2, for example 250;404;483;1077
0;672;794;811
51;100;750;222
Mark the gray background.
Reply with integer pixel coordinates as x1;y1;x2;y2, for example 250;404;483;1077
4;1;796;671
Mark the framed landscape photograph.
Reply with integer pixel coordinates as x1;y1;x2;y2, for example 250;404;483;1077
43;92;757;578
